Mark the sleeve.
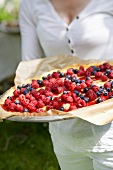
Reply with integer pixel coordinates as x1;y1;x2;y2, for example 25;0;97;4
19;0;44;61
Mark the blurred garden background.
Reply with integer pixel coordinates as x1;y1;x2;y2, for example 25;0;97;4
0;1;59;169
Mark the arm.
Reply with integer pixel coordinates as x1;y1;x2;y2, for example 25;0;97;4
19;0;44;61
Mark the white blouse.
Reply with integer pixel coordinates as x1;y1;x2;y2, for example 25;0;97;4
19;0;113;61
19;0;113;152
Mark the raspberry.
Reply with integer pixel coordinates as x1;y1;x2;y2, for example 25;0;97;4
104;82;111;89
30;100;38;106
71;93;78;102
52;101;60;109
39;94;46;101
19;94;26;102
46;105;54;110
13;89;20;97
49;78;56;84
86;89;97;101
95;72;102;78
80;82;87;89
103;62;111;69
52;72;60;78
85;79;93;87
27;103;36;112
26;93;33;99
57;78;64;86
4;98;12;105
21;99;30;106
77;99;87;107
43;97;51;105
38;89;45;94
74;84;82;91
101;75;108;82
67;68;74;75
79;65;85;71
42;79;50;86
69;105;77;111
91;85;99;92
85;70;91;77
16;104;24;112
99;64;105;71
20;88;26;94
108;71;113;79
8;102;17;110
44;90;53;97
77;70;85;76
37;100;45;108
36;108;44;113
31;80;39;89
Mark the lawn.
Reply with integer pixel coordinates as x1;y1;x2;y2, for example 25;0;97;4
0;120;59;170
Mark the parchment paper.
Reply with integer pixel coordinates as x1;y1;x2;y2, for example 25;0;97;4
1;55;113;125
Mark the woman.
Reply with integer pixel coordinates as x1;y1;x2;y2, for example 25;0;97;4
19;0;113;169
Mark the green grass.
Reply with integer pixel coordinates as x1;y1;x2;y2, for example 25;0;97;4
0;121;59;170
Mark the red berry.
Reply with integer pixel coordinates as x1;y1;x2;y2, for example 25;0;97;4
36;108;44;113
101;75;108;82
27;103;36;111
95;72;102;78
86;89;97;101
4;98;12;105
67;68;74;75
104;82;111;89
52;72;60;78
37;100;45;108
21;99;30;106
13;89;20;97
31;80;39;89
16;104;24;112
8;102;16;110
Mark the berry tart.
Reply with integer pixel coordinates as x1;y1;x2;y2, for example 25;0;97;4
1;61;113;123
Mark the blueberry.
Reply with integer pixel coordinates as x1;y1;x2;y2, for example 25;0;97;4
97;98;103;103
103;91;108;96
96;91;101;96
59;106;64;111
106;69;111;74
109;95;113;99
7;96;12;100
24;108;29;112
17;85;21;89
80;80;85;83
91;66;97;70
84;87;89;93
106;88;111;92
47;96;52;100
63;91;68;94
65;75;71;80
37;80;43;85
96;67;101;72
79;94;84;99
74;69;78;74
22;84;27;88
23;90;29;95
60;72;65;77
14;100;20;104
86;76;90;80
73;90;79;96
71;77;77;82
42;76;47;80
92;70;97;75
75;79;80;84
99;87;104;93
84;97;89;103
90;84;95;88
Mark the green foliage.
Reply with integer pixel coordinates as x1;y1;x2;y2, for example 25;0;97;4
0;8;18;22
0;121;58;170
